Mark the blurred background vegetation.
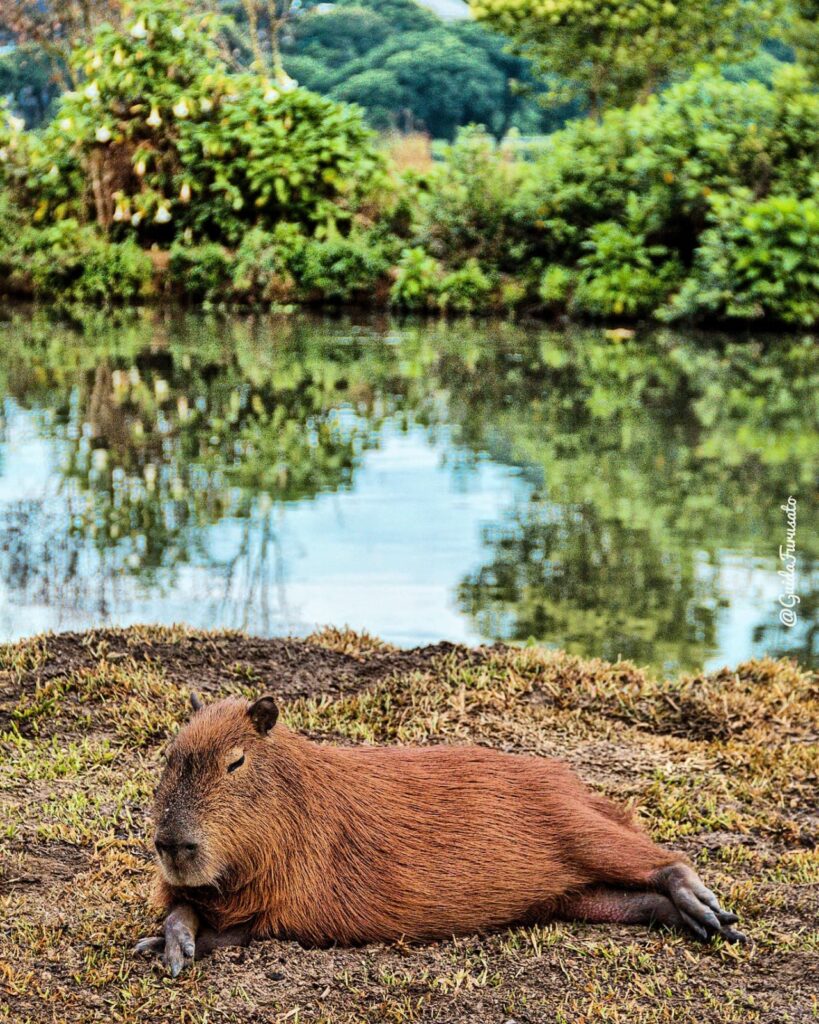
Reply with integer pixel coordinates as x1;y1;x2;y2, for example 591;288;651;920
0;0;817;324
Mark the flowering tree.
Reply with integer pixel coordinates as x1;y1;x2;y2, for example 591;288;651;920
20;0;380;241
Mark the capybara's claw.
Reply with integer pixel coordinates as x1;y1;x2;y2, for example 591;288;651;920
134;935;164;956
655;863;746;944
163;919;196;977
134;920;196;975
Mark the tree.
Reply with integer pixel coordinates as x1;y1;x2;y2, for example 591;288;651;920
0;0;122;87
786;0;819;82
470;0;786;113
11;0;380;241
0;44;61;126
282;0;558;138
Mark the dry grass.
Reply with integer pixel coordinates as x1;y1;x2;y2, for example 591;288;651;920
381;132;435;175
0;628;816;1023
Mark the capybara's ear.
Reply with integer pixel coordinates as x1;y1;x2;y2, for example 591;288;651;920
248;696;279;736
190;691;204;712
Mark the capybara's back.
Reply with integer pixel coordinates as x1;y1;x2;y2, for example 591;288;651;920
140;694;744;974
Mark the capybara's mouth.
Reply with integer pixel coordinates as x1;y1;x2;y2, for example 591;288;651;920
157;854;216;888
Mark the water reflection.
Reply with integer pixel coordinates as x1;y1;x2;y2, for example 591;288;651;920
0;309;815;673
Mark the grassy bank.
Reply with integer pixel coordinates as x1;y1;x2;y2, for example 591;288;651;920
0;627;816;1023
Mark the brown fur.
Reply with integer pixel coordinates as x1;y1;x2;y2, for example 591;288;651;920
150;696;689;946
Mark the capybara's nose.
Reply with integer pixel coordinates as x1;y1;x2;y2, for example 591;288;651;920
155;835;199;860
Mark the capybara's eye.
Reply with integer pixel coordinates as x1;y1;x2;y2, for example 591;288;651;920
227;750;245;773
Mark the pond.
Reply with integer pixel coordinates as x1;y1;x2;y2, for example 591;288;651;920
0;308;815;675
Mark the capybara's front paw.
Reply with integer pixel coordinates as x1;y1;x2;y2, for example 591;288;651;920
134;918;196;977
654;863;746;943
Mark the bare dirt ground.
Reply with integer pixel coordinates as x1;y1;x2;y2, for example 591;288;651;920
0;626;816;1023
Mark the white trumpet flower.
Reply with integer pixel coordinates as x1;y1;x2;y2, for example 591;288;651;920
179;182;191;203
130;19;148;39
172;98;190;119
95;125;112;143
154;205;172;224
275;70;297;92
84;81;100;101
146;107;162;128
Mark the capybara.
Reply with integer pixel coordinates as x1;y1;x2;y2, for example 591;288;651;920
136;693;745;975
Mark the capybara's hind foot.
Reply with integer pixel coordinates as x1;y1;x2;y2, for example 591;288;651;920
653;862;746;943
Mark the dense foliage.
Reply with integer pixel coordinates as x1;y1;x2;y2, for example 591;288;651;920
280;0;570;139
471;0;786;111
397;71;819;324
0;1;817;326
2;1;381;245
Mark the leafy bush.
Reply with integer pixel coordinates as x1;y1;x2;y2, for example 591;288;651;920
13;220;152;303
538;266;575;309
168;240;233;302
572;222;682;318
516;67;819;264
665;193;819;325
232;225;301;304
297;233;391;303
438;259;494;313
20;0;382;244
415;128;532;270
390;247;442;311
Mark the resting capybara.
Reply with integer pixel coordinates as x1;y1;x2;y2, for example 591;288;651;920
136;693;745;975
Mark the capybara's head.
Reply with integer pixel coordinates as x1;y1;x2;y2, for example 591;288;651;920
152;693;279;887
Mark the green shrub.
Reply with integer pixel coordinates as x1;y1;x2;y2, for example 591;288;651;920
499;278;528;311
0;190;24;285
665;192;819;326
14;220;152;303
415;128;533;270
232;225;303;304
538;265;575;308
438;259;494;313
297;232;391;303
390;247;442;311
22;0;382;245
572;221;682;318
168;240;233;302
516;67;819;265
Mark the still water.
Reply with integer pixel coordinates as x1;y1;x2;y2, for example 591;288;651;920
0;309;815;674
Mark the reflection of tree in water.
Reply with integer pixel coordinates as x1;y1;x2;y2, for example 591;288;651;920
0;313;402;631
459;503;725;669
448;329;818;670
0;312;815;665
